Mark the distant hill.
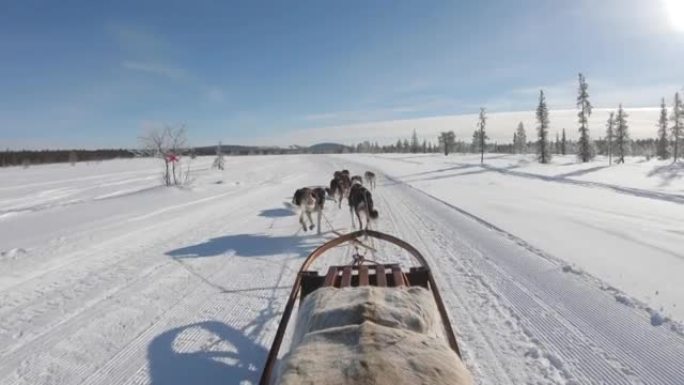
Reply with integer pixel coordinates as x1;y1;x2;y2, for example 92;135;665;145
307;142;350;153
193;142;350;156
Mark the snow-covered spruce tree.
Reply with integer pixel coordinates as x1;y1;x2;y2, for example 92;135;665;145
477;107;487;164
555;133;560;154
438;131;456;156
614;104;630;164
577;73;594;162
395;139;403;153
515;122;527;154
536;90;551;163
471;130;481;153
605;112;615;165
213;141;225;170
656;98;670;160
513;130;518;152
672;92;683;163
410;129;420;153
561;128;567;155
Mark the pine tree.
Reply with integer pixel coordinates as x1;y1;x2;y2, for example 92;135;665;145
471;130;481;153
672;92;683;163
438;131;456;155
615;104;630;164
555;133;560;154
656;98;670;160
477;107;487;164
515;122;527;154
410;129;420;153
513;132;517;150
536;90;551;163
605;112;615;165
561;128;567;155
577;73;593;162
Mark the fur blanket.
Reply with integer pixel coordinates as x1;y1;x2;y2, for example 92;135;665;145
274;286;473;385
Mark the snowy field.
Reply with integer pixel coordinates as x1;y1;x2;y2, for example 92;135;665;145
0;154;683;385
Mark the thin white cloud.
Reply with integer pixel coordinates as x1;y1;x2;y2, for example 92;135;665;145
485;79;683;112
302;98;462;124
122;61;186;79
260;107;663;147
302;107;412;124
205;87;226;103
108;24;170;56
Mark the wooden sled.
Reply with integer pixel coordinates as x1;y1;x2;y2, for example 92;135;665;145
259;229;462;385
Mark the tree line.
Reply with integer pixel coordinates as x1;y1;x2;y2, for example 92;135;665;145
348;73;683;164
0;148;135;167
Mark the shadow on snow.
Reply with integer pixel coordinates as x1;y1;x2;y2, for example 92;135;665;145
258;208;295;218
647;162;684;187
399;162;684;204
166;233;318;259
147;321;267;385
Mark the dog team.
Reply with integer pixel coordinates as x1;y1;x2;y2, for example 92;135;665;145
292;170;377;234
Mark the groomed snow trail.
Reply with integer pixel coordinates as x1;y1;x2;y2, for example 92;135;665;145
363;172;684;385
0;155;683;385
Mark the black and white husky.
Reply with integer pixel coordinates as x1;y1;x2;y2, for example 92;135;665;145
327;172;351;208
348;183;378;230
292;187;326;233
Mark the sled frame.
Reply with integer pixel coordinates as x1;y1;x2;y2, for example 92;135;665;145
258;229;461;385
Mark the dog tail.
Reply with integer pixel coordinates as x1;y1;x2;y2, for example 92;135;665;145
366;193;379;219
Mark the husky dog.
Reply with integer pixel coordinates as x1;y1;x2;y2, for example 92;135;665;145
328;171;352;208
350;175;363;185
364;171;376;190
292;187;326;233
348;183;379;230
326;178;342;207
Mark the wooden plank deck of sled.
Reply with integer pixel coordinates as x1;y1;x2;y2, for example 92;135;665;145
321;264;408;288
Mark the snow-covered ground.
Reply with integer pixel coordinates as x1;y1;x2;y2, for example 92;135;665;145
0;154;683;385
343;153;684;322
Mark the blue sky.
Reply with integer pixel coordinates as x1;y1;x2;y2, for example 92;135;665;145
1;0;683;149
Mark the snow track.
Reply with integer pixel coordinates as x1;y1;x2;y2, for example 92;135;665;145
0;155;682;385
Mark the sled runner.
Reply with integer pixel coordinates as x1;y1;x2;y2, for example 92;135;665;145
259;230;470;385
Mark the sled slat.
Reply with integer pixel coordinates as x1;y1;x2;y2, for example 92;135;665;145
391;265;405;287
341;266;353;287
358;265;369;286
324;267;338;287
375;265;387;286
